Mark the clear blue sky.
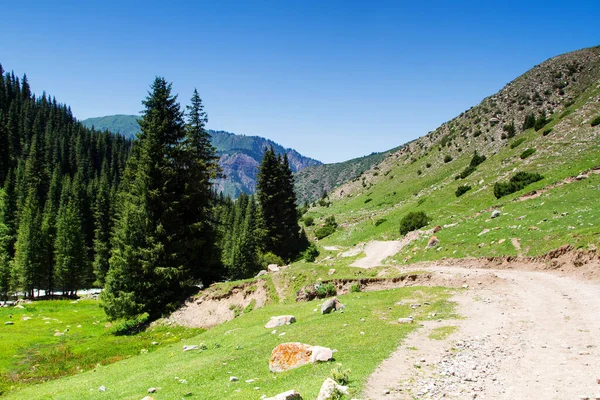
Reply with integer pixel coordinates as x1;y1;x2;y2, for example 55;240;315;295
1;1;598;163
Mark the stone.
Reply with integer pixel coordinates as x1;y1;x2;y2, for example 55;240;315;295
142;397;155;400
433;225;442;233
264;390;303;400
147;387;157;393
256;270;268;277
427;236;440;248
265;315;296;329
491;210;501;218
321;297;344;314
398;317;414;324
4;321;13;325
478;229;490;236
309;346;334;363
316;378;349;400
183;345;199;352
98;385;106;392
267;264;280;272
327;269;336;276
230;376;239;382
269;343;334;372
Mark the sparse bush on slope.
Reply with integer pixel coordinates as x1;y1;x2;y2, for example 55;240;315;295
493;171;543;199
399;211;430;236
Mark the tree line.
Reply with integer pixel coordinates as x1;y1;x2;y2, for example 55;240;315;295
0;65;309;321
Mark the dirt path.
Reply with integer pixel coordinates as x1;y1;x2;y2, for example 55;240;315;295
351;231;424;268
363;265;600;399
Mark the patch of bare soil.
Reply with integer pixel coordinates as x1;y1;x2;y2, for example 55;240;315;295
351;230;428;268
167;280;269;328
363;262;600;399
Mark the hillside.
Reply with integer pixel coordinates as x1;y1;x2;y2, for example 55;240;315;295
301;45;600;264
82;115;321;197
294;146;402;204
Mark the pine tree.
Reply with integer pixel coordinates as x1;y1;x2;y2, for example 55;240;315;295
13;188;43;298
92;163;112;286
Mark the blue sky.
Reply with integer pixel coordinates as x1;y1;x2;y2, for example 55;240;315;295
1;1;598;163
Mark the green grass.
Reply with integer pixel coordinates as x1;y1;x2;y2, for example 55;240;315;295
0;300;203;395
5;287;457;399
428;325;458;340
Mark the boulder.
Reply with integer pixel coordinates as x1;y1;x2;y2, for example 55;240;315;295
4;321;14;325
316;378;349;400
183;345;199;352
268;264;280;272
269;343;334;372
398;317;414;324
256;270;268;277
264;390;303;400
433;225;442;233
427;236;440;248
265;315;296;329
327;268;336;276
491;210;501;218
321;297;344;314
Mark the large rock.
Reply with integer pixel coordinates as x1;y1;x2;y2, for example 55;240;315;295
256;270;268;277
268;264;280;272
491;210;501;218
265;315;296;329
269;343;334;372
321;297;344;314
264;390;303;400
427;236;440;248
316;378;349;400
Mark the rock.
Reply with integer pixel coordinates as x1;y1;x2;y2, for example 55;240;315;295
321;297;344;314
316;378;349;400
267;264;280;272
427;236;440;248
478;229;490;236
433;225;442;233
265;315;296;329
269;343;334;372
256;270;268;277
147;387;157;393
141;397;155;400
4;321;13;325
183;345;199;352
264;390;303;400
398;317;414;324
327;269;335;276
309;346;334;363
54;332;64;336
230;376;239;382
498;239;506;244
491;210;501;218
98;385;106;392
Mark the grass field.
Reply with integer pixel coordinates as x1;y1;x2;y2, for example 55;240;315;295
3;287;457;399
0;300;203;395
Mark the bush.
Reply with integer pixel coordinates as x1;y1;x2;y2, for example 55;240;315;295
112;313;150;336
262;252;284;267
350;283;361;293
303;216;314;227
364;198;372;204
331;363;351;385
510;137;526;149
493;171;543;199
455;184;472;197
522;113;536;130
315;283;336;298
591;115;600;127
303;244;320;262
542;128;553;136
534;113;549;131
443;155;453;163
315;225;335;240
324;216;338;228
399;211;430;235
374;218;387;227
502;122;516;138
469;152;486;168
520;148;536;159
457;165;476;179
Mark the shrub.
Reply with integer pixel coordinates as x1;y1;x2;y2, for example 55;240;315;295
426;162;431;168
303;216;314;227
112;313;150;335
331;363;351;385
502;122;516;138
469;152;486;168
542;128;553;136
374;218;387;227
522;113;536;130
591;115;600;127
510;137;526;149
520;148;536;159
262;252;284;267
443;155;453;163
473;130;482;137
493;171;543;199
364;198;372;204
315;283;336;298
417;169;422;175
455;184;472;197
315;225;335;240
303;244;320;262
534;113;549;131
324;215;338;228
399;211;430;235
350;283;361;293
457;165;476;179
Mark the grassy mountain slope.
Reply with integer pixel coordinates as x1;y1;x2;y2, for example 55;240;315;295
294;146;402;204
302;46;600;262
81;116;321;197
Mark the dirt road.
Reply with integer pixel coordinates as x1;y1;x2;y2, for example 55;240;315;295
364;265;600;399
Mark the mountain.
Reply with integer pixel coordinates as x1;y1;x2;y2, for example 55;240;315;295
294;147;402;204
81;115;321;198
303;45;600;263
